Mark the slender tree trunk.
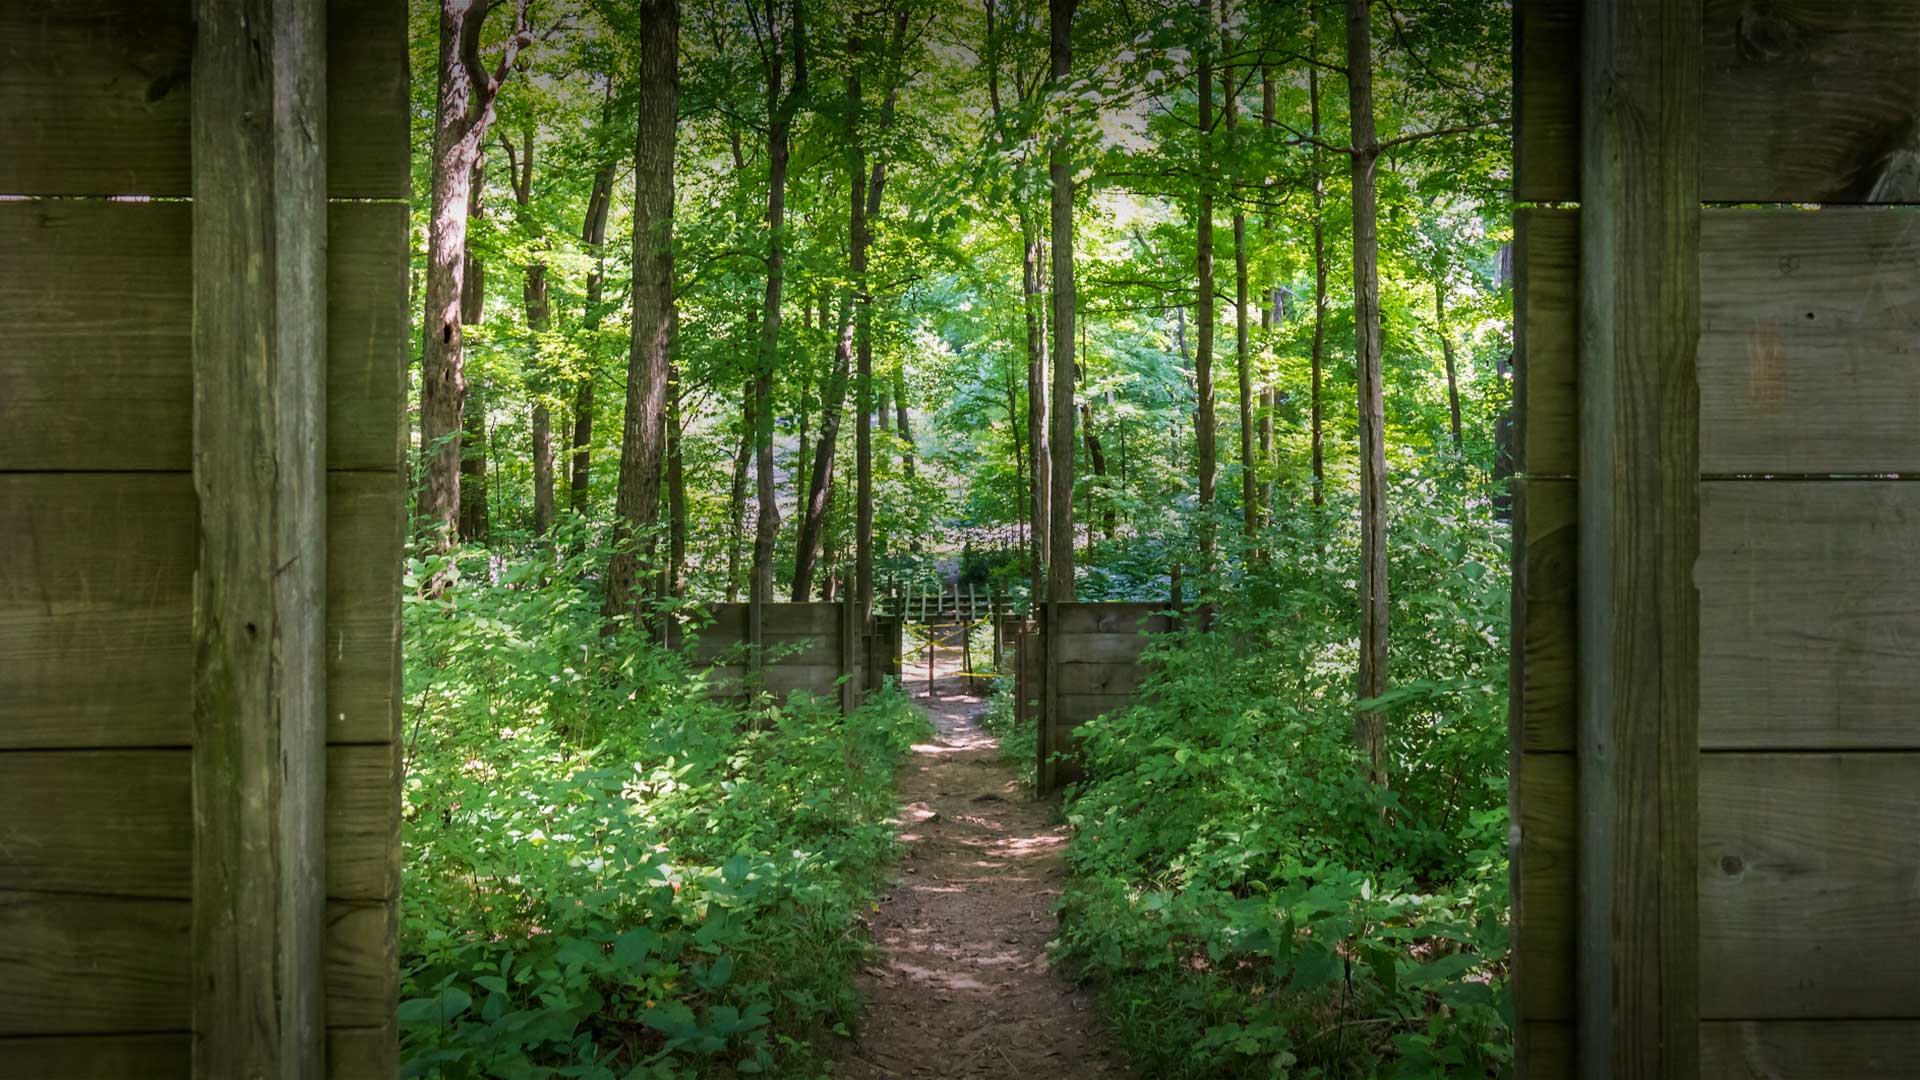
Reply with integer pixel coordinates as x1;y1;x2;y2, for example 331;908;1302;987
667;371;687;596
1194;23;1216;568
1226;61;1255;547
1309;62;1328;508
457;163;490;543
1348;0;1389;785
1022;212;1050;605
509;127;557;539
570;155;615;526
1435;276;1463;448
604;0;678;623
1046;0;1078;602
891;367;914;476
793;291;855;599
752;0;807;630
420;0;532;553
1259;65;1278;515
725;389;751;603
1081;401;1112;538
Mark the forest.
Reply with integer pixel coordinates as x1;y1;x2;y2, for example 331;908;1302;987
401;0;1514;1076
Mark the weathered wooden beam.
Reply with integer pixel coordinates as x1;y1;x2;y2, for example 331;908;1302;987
190;0;329;1076
1578;0;1701;1076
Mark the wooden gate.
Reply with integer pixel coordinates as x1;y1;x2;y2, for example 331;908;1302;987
1513;1;1920;1073
666;599;883;714
0;2;408;1076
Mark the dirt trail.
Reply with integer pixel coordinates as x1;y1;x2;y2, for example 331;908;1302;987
833;635;1128;1079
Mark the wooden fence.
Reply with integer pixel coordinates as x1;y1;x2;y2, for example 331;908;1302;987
1513;2;1920;1074
0;2;408;1076
666;602;900;713
1010;603;1171;794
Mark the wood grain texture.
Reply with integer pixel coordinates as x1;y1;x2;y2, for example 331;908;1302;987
1514;208;1578;479
1699;482;1920;749
702;664;844;699
0;0;406;197
1053;632;1160;665
1054;662;1141;695
1515;479;1575;752
1700;208;1920;475
1515;0;1580;202
1049;603;1172;635
0;1027;395;1080
1515;752;1575;1023
1578;0;1702;1072
0;472;404;748
0;893;391;1035
1701;0;1920;203
1699;753;1920;1018
1521;1020;1574;1080
0;200;407;472
1699;1020;1920;1078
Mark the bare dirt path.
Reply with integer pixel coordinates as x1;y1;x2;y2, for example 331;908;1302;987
833;634;1128;1080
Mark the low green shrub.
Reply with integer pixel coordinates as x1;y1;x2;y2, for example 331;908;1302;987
400;542;925;1078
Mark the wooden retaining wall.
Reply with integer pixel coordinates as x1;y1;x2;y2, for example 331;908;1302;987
0;2;409;1076
1513;2;1920;1074
1012;603;1171;794
667;602;899;713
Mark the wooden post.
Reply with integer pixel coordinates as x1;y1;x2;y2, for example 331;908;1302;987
1579;0;1701;1075
191;0;329;1075
991;589;1003;669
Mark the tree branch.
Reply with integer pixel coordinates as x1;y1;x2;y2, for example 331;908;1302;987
1376;115;1509;154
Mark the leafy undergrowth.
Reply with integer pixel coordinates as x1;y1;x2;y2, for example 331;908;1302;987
399;542;925;1078
978;675;1036;787
1053;484;1515;1078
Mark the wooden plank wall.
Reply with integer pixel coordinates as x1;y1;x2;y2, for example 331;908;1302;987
0;1;408;1075
669;602;867;708
1514;1;1920;1074
1021;603;1170;794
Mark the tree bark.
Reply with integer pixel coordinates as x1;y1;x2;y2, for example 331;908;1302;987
891;366;914;476
1046;0;1078;602
793;292;855;600
1435;276;1463;448
1309;62;1328;508
419;0;533;552
457;162;489;543
1022;211;1050;605
603;0;678;624
667;369;687;596
1227;61;1255;546
570;153;616;524
1348;0;1389;785
725;387;751;603
508;126;556;538
751;0;808;632
1194;19;1217;568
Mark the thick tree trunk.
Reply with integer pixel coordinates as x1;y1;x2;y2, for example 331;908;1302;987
604;0;678;623
1309;63;1328;508
420;0;531;553
1194;26;1216;567
1436;276;1463;448
1046;0;1078;602
1348;0;1389;785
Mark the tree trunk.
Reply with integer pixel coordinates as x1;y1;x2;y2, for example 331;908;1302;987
1435;276;1463;448
1348;0;1389;786
1080;401;1112;539
1194;24;1217;568
1227;62;1255;547
455;161;489;544
419;0;531;553
509;126;556;539
725;387;751;603
1046;0;1078;602
793;292;855;600
570;159;615;524
603;0;678;623
1259;65;1278;516
667;369;688;596
891;366;914;476
1022;211;1050;606
752;0;807;632
1309;62;1328;508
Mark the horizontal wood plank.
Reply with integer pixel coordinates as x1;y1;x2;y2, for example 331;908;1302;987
0;892;391;1035
1701;208;1920;474
1516;478;1575;752
1699;753;1920;1018
1700;1020;1920;1078
1699;482;1920;749
1515;752;1575;1022
1053;691;1133;727
1514;208;1578;478
1701;0;1920;203
1053;662;1141;695
0;0;406;198
1514;0;1580;202
0;200;407;471
0;746;394;901
0;1027;395;1080
1053;633;1157;665
703;664;844;699
1049;603;1172;635
0;472;402;748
